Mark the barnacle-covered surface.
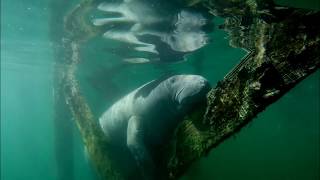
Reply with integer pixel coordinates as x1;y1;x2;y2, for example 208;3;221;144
165;0;320;179
55;0;320;179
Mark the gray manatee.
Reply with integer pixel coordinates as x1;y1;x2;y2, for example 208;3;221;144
93;0;212;63
99;75;211;179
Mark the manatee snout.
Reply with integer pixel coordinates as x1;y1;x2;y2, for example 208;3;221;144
196;76;210;89
186;75;211;94
174;75;211;108
199;78;211;94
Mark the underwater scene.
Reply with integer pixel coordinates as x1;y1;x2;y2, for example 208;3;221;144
1;0;319;180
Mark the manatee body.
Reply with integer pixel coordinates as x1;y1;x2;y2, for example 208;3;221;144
99;75;211;179
93;0;212;63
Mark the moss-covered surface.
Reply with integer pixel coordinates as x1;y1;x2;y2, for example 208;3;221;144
164;0;320;179
55;0;125;179
55;0;320;179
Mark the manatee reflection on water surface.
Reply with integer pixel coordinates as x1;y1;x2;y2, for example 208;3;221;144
92;0;214;63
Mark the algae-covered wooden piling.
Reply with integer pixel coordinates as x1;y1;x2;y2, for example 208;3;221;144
54;0;319;179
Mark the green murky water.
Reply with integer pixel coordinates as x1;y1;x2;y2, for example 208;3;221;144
1;0;319;180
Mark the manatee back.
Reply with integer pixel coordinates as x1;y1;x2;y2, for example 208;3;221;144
99;91;136;141
134;79;182;145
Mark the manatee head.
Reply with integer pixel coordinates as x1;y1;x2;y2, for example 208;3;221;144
164;32;209;52
168;75;211;110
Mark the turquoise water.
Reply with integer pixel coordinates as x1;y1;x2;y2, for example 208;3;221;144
1;0;319;180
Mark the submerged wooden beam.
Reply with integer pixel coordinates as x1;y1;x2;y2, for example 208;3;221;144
165;0;320;178
55;0;125;179
55;0;319;179
50;1;76;180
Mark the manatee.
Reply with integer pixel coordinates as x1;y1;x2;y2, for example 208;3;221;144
93;0;213;63
99;75;211;179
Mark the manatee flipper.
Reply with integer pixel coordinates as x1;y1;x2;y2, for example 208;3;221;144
127;116;155;179
97;2;124;14
123;58;151;64
93;17;134;26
